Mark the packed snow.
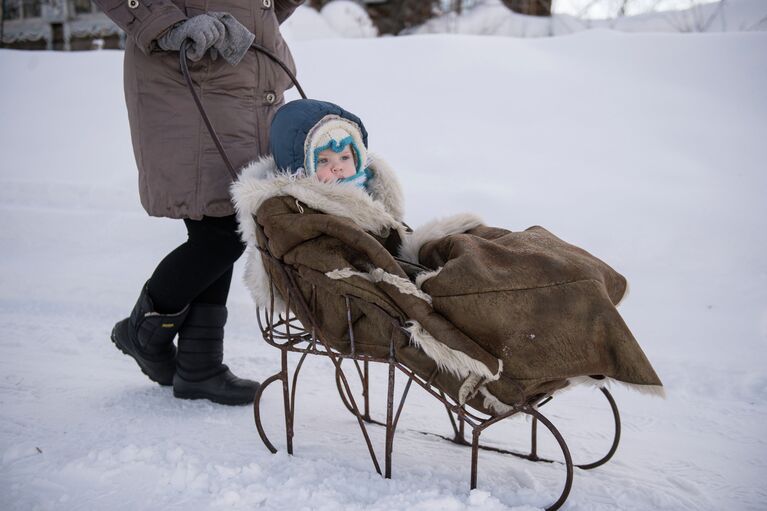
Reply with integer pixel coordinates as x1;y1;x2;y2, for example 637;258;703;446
1;23;766;511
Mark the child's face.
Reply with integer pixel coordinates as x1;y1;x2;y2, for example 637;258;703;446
315;146;357;183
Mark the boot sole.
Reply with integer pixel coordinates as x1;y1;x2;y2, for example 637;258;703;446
172;388;254;406
111;325;173;387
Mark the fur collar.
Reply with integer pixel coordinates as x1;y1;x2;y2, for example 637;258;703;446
231;154;406;247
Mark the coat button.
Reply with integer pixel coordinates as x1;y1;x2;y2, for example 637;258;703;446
262;0;271;8
265;92;276;104
128;0;139;7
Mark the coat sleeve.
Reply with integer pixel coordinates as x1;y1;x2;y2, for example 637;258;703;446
274;0;305;24
93;0;187;55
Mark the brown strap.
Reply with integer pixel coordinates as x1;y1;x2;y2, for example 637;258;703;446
179;40;307;181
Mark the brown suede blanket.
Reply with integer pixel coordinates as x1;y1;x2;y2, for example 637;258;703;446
232;155;663;415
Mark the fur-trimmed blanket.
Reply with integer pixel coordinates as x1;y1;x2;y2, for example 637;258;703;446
231;155;663;415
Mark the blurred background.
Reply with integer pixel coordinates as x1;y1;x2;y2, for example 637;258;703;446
2;0;765;51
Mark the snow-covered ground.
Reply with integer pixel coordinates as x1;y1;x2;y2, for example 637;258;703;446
1;29;766;510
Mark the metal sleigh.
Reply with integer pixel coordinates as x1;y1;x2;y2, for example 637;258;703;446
249;222;622;511
174;39;620;511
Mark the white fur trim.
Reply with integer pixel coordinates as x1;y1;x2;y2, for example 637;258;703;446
478;387;515;415
405;321;501;382
399;213;485;264
325;268;432;304
230;155;279;249
415;267;442;290
566;375;666;399
242;247;287;312
365;154;405;222
477;374;666;417
458;373;483;405
231;155;405;243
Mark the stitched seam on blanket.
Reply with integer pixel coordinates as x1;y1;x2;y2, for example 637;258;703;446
314;273;408;318
425;278;604;298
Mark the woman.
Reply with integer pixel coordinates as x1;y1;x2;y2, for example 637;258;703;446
94;0;304;405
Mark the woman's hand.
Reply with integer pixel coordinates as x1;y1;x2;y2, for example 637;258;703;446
156;13;255;66
157;14;226;62
208;12;256;66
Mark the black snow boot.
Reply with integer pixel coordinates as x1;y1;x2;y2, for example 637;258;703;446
111;283;189;386
173;303;259;405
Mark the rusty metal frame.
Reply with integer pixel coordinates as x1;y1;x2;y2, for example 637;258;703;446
251;221;621;511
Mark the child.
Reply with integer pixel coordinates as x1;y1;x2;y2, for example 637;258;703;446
232;98;409;310
269;99;375;190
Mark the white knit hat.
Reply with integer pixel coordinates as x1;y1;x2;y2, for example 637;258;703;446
303;115;368;176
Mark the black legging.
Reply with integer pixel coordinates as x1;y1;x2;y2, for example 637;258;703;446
147;215;246;313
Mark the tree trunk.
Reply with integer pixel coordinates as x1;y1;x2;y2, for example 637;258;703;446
500;0;552;17
365;0;438;35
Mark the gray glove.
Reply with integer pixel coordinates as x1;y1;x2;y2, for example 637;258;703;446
157;14;226;62
156;13;254;66
208;12;255;66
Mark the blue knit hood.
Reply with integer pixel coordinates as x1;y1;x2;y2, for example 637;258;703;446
269;99;369;174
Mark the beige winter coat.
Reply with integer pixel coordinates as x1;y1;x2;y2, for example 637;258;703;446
94;0;303;219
